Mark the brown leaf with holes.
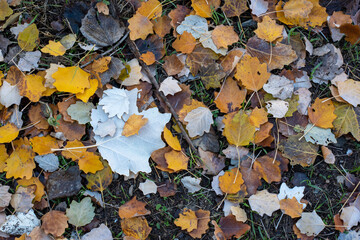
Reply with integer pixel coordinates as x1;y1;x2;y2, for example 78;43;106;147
121;216;152;240
219;168;244;194
246;36;298;70
118;197;150;219
172;31;197;54
212;25;239;49
221;0;248;17
152;15;171;38
308;98;336;128
279;197;303;218
163;55;184;76
41;210;69;237
122;114;148;137
214;78;246;113
174;208;198;232
219;214;250;239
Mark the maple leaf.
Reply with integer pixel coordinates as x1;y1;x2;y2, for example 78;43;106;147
235;55;270;91
219;168;244;194
255;16;284;42
308;98;337;128
66;197;95;227
128;12;153;41
41;41;66;56
223;111;256;146
5;145;35;179
41;210;68;237
118;196;150;219
0;123;19;143
52;66;90;94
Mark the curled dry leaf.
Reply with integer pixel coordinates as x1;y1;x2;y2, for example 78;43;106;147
118;196;150;219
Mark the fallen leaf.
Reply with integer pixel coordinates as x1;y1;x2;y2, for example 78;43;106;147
17;177;44;202
0;123;19;143
172;31;197;54
220;48;245;73
250;0;268;17
52;66;90;94
340;206;360;230
78;151;104;174
163;55;184;76
121;216;152;240
5;145;35;179
76;78;98;103
198;148;225;175
333;103;360;141
174;208;198;232
253;155;281;183
235;55;270;91
280;197;304;218
121;59;143;86
17;51;41;72
223;111;256;146
41;211;68;237
91;57;111;73
308;98;337;128
303;124;337;146
136;35;165;61
0;209;40;236
266;100;289;118
30;135;58;155
169;5;191;31
296;211;325;236
212;25;239;49
0;0;12;21
0;81;22;108
165;150;189;172
181;176;202;193
10;186;35;213
55;117;86;141
334;214;345;233
222;0;247;17
184;107;213;138
41;41;66;56
255;16;284;42
138;0;162;20
85;160;113;192
189;209;210;238
340;23;360;45
230;206;247;222
128;12;153;41
200;31;227;55
152;15;171;38
192;0;220;18
218;214;251;239
67;101;94;124
139;179;157;195
211;220;226;240
122;114;148;137
157;180;177;197
66;197;95;227
82;224;113;240
18;74;46;102
219;168;244;194
337;79;360;107
248;189;280;216
0;185;11;209
186;45;218;76
17;24;39;51
140;51;156;65
214;78;246;113
263;75;294;100
176;15;208;39
118;196;150;219
199;62;226;89
249;107;268;128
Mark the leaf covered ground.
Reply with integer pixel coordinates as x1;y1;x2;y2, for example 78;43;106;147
0;0;360;239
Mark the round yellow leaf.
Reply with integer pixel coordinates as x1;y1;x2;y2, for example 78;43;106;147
41;41;67;56
0;123;19;143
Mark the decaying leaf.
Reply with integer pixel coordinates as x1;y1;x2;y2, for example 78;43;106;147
218;214;250;239
41;211;68;237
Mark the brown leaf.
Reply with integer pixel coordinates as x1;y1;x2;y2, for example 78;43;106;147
28;226;52;240
10;186;35;213
189;209;210;238
57;97;76;123
321;146;335;164
41;210;69;237
220;48;245;73
169;5;191;32
218;214;250;239
121;216;152;240
253;155;281;183
212;220;226;240
212;25;239;49
28;104;50;130
163;55;184;76
293;224;314;240
254;122;273;144
214;78;246;113
246;36;298;70
340;23;360;44
157;180;177;197
151;146;173;172
186;45;219;76
198;148;225;176
221;0;248;17
199;62;226;89
55;116;86;141
334;213;345;233
240;166;261;196
118;196;150;219
279;197;303;218
192;0;220;18
152;15;171;38
163;84;192;113
128;12;153;41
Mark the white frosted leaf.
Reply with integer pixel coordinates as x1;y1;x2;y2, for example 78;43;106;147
248;189;280;217
17;51;41;72
0;209;40;235
34;154;59;172
304;124;337;146
159;77;182;96
266;100;289;118
67;101;95;124
250;0;268;17
139;179;157;195
199;31;227;56
296;211;325;236
93;119;116;137
340;206;360;230
82;224;113;240
181;176;201;193
0;81;22;108
176;15;208;39
98;88;129;118
66;197;95;228
184;107;213;138
263;75;294;100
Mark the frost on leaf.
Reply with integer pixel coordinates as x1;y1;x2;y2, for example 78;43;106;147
184;107;213;137
303;124;337;146
91;88;171;176
296;211;325;236
176;15;208;39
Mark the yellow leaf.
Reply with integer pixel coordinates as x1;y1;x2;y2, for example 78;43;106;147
211;25;239;49
235;55;270;91
75;78;98;103
218;168;244;194
41;41;66;56
249;107;268;128
137;0;162;20
223;111;256;146
5;145;35;179
164;150;189;172
0;0;13;21
85;160;113;191
30;135;58;155
254;16;284;42
18;74;46;102
0;123;19;143
308;98;336;128
17;177;45;202
91;57;111;73
192;0;220;18
122;114;148;137
78;151;104;174
62;140;86;160
52;66;90;94
121;217;152;240
17;24;39;51
174;208;198;232
163;127;181;151
0;144;8;172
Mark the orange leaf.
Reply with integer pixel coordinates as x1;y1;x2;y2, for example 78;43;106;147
174;208;198;232
189;209;210;238
223;111;256;146
214;77;246;113
279;197;303;218
163;127;181;151
17;177;45;202
254;122;273;144
152;15;171;38
164;150;189;172
78;151;104;174
151;146;173;172
249;107;268;128
340;24;360;45
91;56;111;73
0;123;19;143
52;66;90;94
253;155;281;183
235;55;271;91
140;51;156;65
192;0;220;18
118;196;150;219
41;41;66;56
121;216;152;240
163;55;184;76
212;25;239;49
254;16;284;42
308;98;336;128
219;168;244;194
169;5;191;30
122;114;148;137
62;140;86;160
5;145;35;179
30;135;58;155
137;0;162;20
172;31;197;54
18;74;46;102
41;210;69;237
128;12;154;41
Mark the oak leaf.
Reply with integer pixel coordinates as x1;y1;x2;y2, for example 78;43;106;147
212;25;239;49
0;123;19;143
219;168;244;194
17;177;45;202
18;74;46;102
118;196;150;219
254;16;284;42
30;135;58;155
280;197;303;218
41;41;66;56
52;66;90;94
164;150;189;172
128;12;153;41
121;216;152;240
172;31;197;54
41;210;68;237
5;145;35;179
137;0;162;20
235;55;270;91
221;0;248;17
308;98;336;128
214;77;246;113
17;24;39;51
192;0;220;18
249;107;268;128
174;208;198;232
122;114;148;137
223;111;256;146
